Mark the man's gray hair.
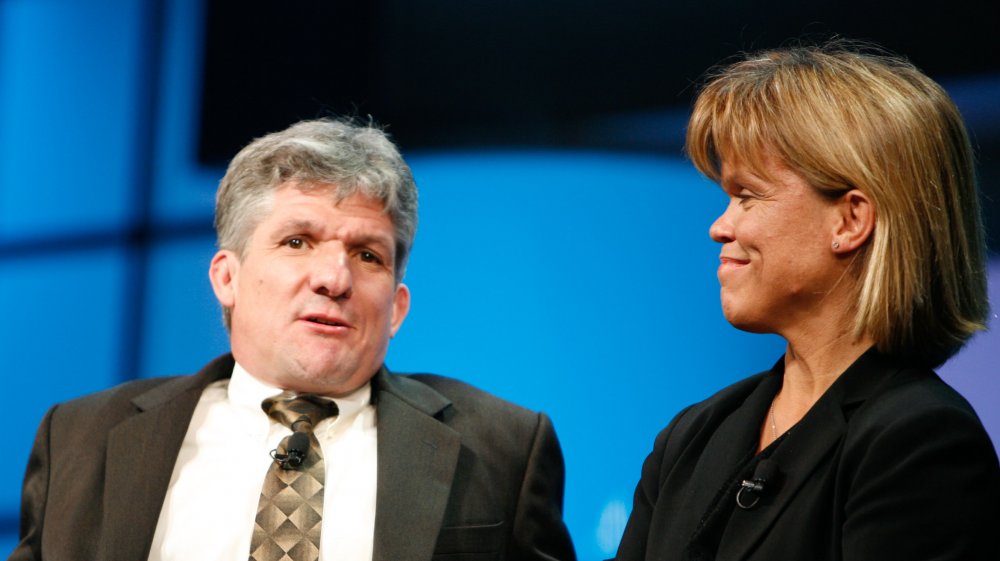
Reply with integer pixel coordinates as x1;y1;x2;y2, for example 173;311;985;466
215;118;418;281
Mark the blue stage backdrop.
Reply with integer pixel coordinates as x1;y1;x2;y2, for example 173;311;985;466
1;1;997;560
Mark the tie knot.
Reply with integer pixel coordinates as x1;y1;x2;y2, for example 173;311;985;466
261;392;339;432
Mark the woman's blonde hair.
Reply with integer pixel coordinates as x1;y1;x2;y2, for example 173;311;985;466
686;41;989;368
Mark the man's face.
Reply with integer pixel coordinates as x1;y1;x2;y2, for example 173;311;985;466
210;184;410;396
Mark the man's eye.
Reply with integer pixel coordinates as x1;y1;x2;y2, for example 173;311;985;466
359;250;383;264
285;238;306;249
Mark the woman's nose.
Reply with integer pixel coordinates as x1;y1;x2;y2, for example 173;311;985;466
709;200;736;244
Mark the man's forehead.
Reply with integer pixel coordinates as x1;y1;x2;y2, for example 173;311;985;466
263;185;394;244
282;180;387;210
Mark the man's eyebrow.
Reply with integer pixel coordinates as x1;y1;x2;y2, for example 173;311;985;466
272;219;394;249
273;218;321;233
350;232;395;251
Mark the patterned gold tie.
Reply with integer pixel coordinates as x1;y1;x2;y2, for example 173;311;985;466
250;393;339;561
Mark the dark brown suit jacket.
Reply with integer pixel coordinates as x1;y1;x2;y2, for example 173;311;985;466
10;354;576;561
614;349;1000;561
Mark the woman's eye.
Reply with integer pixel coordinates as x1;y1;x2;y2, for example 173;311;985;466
285;238;305;249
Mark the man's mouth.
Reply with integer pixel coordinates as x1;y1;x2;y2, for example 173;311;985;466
304;316;349;328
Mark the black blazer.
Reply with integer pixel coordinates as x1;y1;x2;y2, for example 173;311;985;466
615;349;1000;561
11;354;576;561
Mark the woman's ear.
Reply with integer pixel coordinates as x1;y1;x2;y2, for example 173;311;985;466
831;189;875;253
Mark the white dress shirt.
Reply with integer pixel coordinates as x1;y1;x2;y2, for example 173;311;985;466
147;363;378;561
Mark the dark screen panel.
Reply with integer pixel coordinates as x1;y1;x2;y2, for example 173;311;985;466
197;0;1000;159
198;0;379;162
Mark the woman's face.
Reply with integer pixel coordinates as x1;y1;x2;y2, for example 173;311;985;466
709;154;844;335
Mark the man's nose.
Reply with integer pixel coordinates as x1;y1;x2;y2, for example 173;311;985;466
309;245;353;299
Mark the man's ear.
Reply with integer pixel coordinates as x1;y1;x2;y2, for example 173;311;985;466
390;283;411;337
831;189;875;253
209;250;240;308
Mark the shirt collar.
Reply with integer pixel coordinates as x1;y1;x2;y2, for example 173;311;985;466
228;361;372;423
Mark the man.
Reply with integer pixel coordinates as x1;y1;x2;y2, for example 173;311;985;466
11;119;576;561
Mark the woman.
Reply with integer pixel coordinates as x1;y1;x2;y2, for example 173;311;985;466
614;44;1000;560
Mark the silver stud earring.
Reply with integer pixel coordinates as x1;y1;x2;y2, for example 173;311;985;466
832;241;841;250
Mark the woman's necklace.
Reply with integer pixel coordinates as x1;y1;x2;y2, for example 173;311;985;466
769;399;778;441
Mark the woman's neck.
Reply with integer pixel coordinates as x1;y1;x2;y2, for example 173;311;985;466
781;332;872;403
758;319;874;452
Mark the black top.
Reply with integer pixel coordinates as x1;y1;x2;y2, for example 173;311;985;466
615;348;1000;561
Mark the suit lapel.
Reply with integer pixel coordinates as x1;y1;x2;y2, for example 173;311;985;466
715;391;846;559
372;369;461;561
678;372;780;549
97;355;234;561
716;349;897;560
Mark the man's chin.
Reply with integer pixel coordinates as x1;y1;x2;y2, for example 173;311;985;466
282;364;376;397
